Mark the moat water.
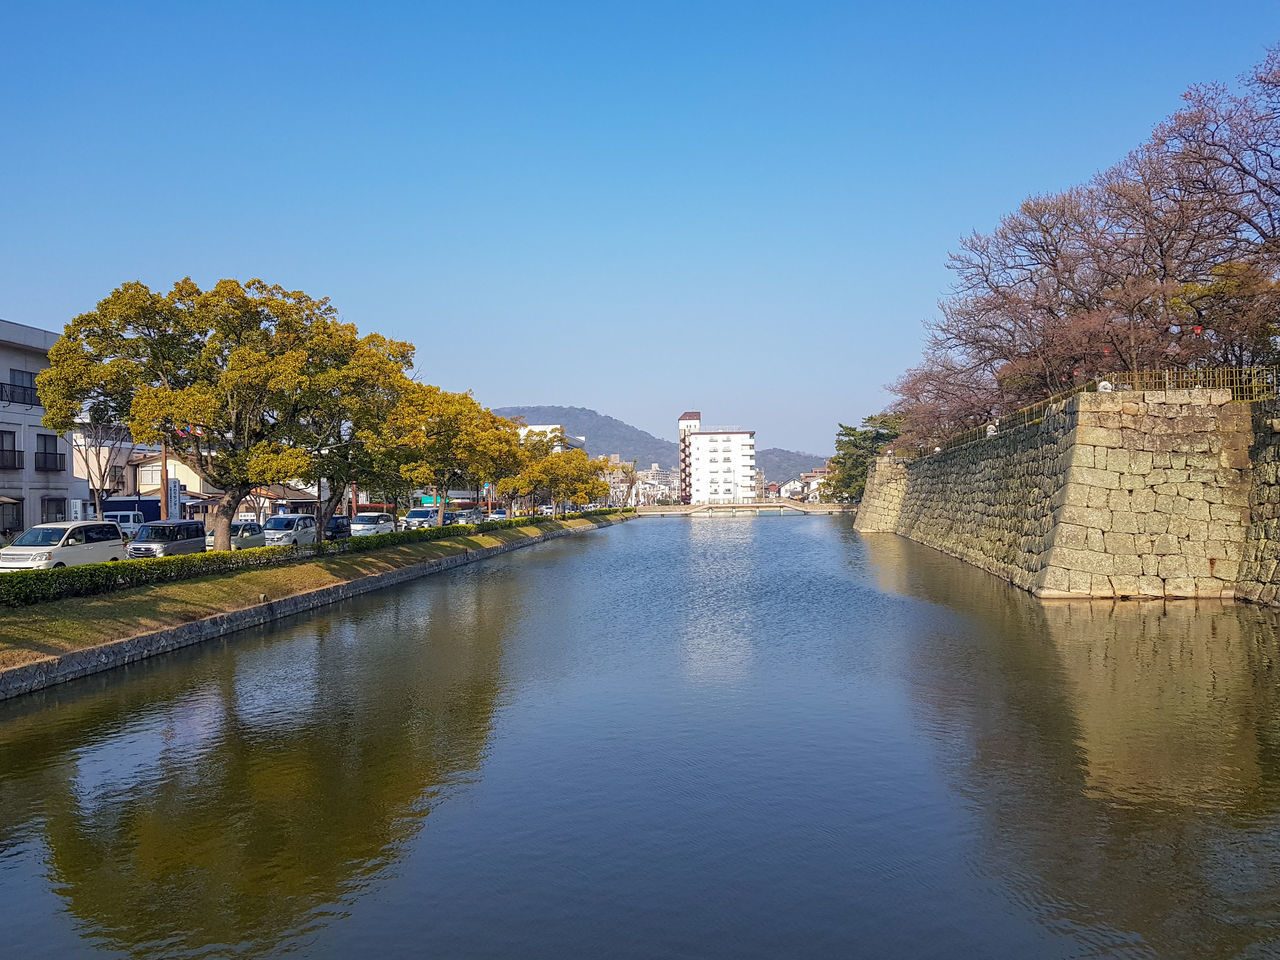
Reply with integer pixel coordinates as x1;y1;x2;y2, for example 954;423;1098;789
2;517;1280;958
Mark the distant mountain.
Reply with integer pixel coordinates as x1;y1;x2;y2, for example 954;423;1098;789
756;448;828;483
493;405;829;481
494;405;677;467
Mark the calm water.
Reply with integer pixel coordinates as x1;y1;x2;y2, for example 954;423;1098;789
2;517;1280;958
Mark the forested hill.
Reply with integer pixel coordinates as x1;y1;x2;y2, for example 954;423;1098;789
756;448;829;482
493;405;828;481
494;405;678;467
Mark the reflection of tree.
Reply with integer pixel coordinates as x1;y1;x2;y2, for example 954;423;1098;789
0;569;520;958
860;531;1280;957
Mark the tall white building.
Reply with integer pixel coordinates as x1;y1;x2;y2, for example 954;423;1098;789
0;320;88;534
677;411;757;505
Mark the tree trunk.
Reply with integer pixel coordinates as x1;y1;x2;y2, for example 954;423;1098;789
434;485;444;526
211;489;249;551
316;480;346;544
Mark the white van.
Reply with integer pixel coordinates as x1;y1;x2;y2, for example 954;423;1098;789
102;511;146;537
0;521;127;571
351;512;397;536
262;513;319;547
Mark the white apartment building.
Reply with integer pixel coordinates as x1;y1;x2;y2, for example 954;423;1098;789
677;412;757;505
0;320;88;535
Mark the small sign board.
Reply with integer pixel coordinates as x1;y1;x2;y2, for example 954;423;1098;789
167;478;182;520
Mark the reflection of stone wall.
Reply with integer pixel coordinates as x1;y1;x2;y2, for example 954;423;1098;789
855;390;1254;598
1041;599;1271;808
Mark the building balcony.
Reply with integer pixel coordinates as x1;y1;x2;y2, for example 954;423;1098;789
34;452;65;472
0;383;40;406
0;450;23;470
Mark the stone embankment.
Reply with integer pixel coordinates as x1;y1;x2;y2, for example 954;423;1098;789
856;389;1259;599
0;516;629;702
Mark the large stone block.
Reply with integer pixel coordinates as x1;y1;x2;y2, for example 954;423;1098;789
1138;575;1165;596
1057;504;1111;530
1109;574;1142;597
1112;554;1144;576
1072;466;1120;489
1075;426;1122;449
1050;546;1115;575
1056;523;1087;549
1111;511;1140;534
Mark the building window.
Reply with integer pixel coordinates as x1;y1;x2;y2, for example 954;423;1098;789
139;463;161;488
110;464;125;487
0;500;21;536
41;498;66;524
0;430;17;470
34;434;64;472
4;370;38;406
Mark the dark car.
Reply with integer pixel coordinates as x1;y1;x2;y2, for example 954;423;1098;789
325;516;352;541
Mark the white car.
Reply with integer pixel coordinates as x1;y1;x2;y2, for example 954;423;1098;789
102;511;146;537
351;512;397;536
262;514;318;547
206;521;267;551
0;521;126;571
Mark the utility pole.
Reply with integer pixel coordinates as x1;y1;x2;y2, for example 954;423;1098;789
159;440;169;520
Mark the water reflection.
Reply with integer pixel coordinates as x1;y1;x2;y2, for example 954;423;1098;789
862;530;1280;957
681;520;759;683
0;568;522;958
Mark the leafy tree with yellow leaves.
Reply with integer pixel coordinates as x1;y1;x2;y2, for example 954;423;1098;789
499;447;610;518
292;328;415;533
385;384;523;526
43;277;348;550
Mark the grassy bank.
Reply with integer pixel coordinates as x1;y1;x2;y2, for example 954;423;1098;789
0;520;607;671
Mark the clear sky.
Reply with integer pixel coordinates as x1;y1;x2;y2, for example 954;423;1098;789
3;2;1279;455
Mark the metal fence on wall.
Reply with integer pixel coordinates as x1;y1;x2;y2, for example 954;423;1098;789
913;365;1280;458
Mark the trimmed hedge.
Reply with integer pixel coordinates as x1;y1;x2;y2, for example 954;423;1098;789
0;509;630;609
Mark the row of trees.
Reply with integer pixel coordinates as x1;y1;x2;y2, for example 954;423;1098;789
38;278;610;550
887;46;1280;448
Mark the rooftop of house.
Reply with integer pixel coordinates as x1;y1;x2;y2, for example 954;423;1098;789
0;319;59;354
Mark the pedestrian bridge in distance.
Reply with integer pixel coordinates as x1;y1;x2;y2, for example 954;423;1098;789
635;501;856;518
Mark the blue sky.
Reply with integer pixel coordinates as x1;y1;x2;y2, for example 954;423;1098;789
3;1;1278;456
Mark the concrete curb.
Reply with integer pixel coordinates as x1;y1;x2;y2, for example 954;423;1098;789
0;517;628;702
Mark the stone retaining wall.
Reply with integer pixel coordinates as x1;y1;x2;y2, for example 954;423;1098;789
1237;400;1280;603
0;518;627;702
855;390;1254;599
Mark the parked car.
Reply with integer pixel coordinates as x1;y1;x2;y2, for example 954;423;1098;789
263;514;318;547
324;515;351;541
486;510;507;522
0;521;127;571
351;512;396;536
538;505;555;516
454;509;483;524
205;521;266;551
401;508;438;530
102;511;146;538
126;520;207;559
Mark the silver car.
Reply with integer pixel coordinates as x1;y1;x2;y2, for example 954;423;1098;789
126;521;207;559
205;521;266;551
263;514;318;547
